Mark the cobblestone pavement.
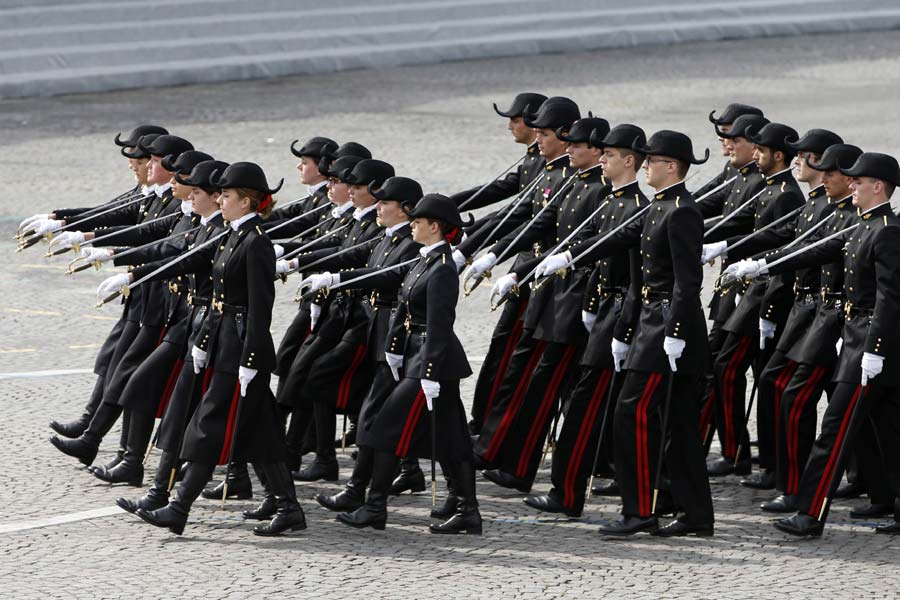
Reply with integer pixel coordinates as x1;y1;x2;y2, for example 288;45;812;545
2;31;900;599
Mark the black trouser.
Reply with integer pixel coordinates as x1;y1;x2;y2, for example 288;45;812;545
547;367;622;511
699;320;727;451
757;349;791;471
796;381;900;521
773;361;828;494
712;333;757;461
614;369;713;525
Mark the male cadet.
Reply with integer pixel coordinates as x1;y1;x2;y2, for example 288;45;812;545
450;92;547;434
460;97;581;490
702;128;842;489
521;124;647;517
704;123;805;479
478;113;610;492
727;153;900;537
538;130;714;536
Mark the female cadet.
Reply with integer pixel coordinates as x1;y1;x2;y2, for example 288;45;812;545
123;162;305;537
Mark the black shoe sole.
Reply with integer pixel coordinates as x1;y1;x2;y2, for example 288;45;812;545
253;523;308;536
336;515;386;530
429;525;483;535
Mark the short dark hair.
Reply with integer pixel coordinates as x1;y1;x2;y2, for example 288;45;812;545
884;182;896;198
674;159;689;179
614;148;645;172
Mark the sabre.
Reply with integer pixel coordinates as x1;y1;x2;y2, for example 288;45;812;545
587;370;618;499
221;392;247;508
695;175;737;204
703;186;767;239
431;407;437;507
280;221;353;262
464;173;577;296
530;202;653;291
96;229;229;307
263;201;328;235
283;235;381;283
296;257;419;303
778;211;837;253
457;153;527;210
490;198;611;310
49;212;178;257
66;225;201;274
721;205;805;254
817;384;868;522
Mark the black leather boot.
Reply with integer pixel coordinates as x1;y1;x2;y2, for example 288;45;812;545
431;462;482;534
49;401;122;466
337;450;396;530
254;462;307;536
316;446;372;512
50;375;106;438
89;450;124;474
94;410;154;486
135;462;214;535
293;457;339;482
243;462;277;520
431;460;459;519
201;461;252;500
117;449;177;513
389;457;426;495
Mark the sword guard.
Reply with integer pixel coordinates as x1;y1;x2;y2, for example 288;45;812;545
72;242;81;254
120;284;131;298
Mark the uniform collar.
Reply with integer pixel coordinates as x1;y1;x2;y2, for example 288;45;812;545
652;180;686;201
859;201;892;220
229;212;258;232
154;182;172;197
180;200;193;216
353;203;378;221
577;164;603;180
307;180;328;195
201;210;222;226
834;194;853;210
331;201;354;218
419;240;447;257
611;179;639;195
385;221;410;236
527;142;539;155
808;184;826;199
544;154;569;171
738;161;757;176
764;166;793;186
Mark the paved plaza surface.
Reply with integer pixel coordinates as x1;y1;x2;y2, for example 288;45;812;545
2;31;900;599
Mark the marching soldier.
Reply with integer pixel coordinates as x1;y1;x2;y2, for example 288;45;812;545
537;130;715;536
726;153;900;537
263;136;337;236
522;124;647;517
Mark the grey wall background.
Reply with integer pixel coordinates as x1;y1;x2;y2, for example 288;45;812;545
1;0;899;98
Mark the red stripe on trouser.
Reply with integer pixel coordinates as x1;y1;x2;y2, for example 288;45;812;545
636;373;663;517
337;345;368;410
217;382;242;465
786;366;826;494
156;359;184;418
484;341;546;461
395;390;426;457
773;361;798;468
699;390;715;436
563;369;612;508
810;385;865;517
722;336;752;457
156;327;168;346
484;316;524;420
516;346;577;478
201;363;215;395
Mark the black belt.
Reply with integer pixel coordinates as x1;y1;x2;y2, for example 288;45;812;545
187;294;210;307
844;302;873;318
641;286;671;301
210;299;247;314
793;284;816;295
167;281;187;294
405;320;427;333
820;289;844;302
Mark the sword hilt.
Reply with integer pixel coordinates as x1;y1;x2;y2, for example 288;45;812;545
463;270;489;296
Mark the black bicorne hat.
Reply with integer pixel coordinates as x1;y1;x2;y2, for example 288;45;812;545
708;103;764;126
786;128;843;155
592;124;647;152
493;92;548;118
747;123;799;154
403;193;474;228
138;135;194;162
290;136;338;159
162;150;214;175
318;141;372;173
806;144;863;172
210;162;284;195
715;114;770;140
523;96;581;131
368;176;423;206
114;125;168;148
324;156;365;181
343;159;395;188
557;117;610;145
120;133;160;159
175;160;230;188
840;152;900;187
633;130;709;165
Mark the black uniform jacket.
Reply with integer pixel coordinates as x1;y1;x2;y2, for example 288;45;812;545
264;184;330;236
53;184;143;222
766;202;900;385
693;160;736;217
568;182;707;373
277;204;359;255
449;142;545;210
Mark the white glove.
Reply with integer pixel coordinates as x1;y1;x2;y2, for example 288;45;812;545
79;247;113;262
759;318;776;350
300;272;338;294
310;303;322;329
273;244;285;259
611;337;631;372
701;241;727;263
28;218;65;236
490;273;518;299
739;258;768;279
463;252;497;280
581;310;596;332
191;345;208;373
835;337;843;356
48;230;85;252
421;378;441;411
452;249;467;272
663;336;685;372
385;352;404;381
534;251;572;279
861;352;884;386
96;273;130;300
238;366;257;397
19;213;49;233
275;259;293;274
